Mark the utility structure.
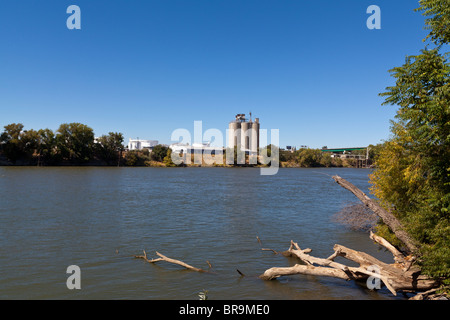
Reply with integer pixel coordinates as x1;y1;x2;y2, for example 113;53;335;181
228;113;260;155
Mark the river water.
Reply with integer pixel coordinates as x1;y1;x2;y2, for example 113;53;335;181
0;167;400;300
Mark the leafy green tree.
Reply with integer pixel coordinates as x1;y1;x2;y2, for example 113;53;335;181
37;128;57;164
1;123;25;162
367;143;384;162
1;123;23;142
297;148;323;167
371;0;450;285
20;129;40;160
163;148;177;167
151;144;169;162
0;123;40;162
416;0;450;46
125;151;138;166
56;123;95;163
1;124;58;164
95;132;124;165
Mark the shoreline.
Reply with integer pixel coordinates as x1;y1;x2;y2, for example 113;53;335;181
0;163;373;169
0;153;373;169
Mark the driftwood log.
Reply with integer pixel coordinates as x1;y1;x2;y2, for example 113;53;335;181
260;176;441;296
259;237;439;296
134;250;211;273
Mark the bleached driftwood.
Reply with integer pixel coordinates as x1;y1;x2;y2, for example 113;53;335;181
259;237;439;296
134;250;210;273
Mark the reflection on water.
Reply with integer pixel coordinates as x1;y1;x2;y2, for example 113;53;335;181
0;167;399;299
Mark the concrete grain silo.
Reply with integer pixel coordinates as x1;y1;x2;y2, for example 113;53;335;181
251;118;260;154
228;120;240;150
228;113;260;155
240;121;250;151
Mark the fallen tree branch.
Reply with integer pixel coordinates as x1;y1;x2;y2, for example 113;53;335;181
261;248;278;254
134;250;209;273
369;231;406;264
409;288;448;300
236;269;245;277
332;175;418;254
260;264;352;281
260;236;440;296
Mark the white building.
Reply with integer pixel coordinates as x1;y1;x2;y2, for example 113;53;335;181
128;138;159;151
170;142;220;154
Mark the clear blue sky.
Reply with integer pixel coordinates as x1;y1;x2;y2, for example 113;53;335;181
0;0;429;148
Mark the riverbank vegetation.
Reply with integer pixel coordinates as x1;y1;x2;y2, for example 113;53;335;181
369;0;450;293
324;0;449;297
0;122;125;166
0;122;374;168
278;146;380;168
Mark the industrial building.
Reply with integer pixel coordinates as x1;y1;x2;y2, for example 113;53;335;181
128;138;159;151
228;113;260;154
170;142;219;155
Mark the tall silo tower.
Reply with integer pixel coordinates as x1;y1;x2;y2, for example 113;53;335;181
240;121;250;151
228;121;240;149
228;114;259;154
228;114;244;150
251;118;260;154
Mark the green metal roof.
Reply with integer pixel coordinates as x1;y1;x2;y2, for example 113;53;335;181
321;147;366;152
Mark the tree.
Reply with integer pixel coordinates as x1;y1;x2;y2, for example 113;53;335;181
151;144;169;162
56;123;95;163
370;0;450;286
125;151;138;166
0;124;40;163
1;123;25;162
20;129;40;160
297;148;323;167
37;128;57;164
416;0;450;46
95;132;124;165
163;148;177;167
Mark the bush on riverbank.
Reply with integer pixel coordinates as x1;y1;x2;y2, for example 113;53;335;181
369;0;450;289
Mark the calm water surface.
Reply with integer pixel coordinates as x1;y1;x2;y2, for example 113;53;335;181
0;167;400;300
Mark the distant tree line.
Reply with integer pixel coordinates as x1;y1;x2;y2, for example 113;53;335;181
0;122;380;168
277;145;382;168
0;122;177;167
0;123;125;166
